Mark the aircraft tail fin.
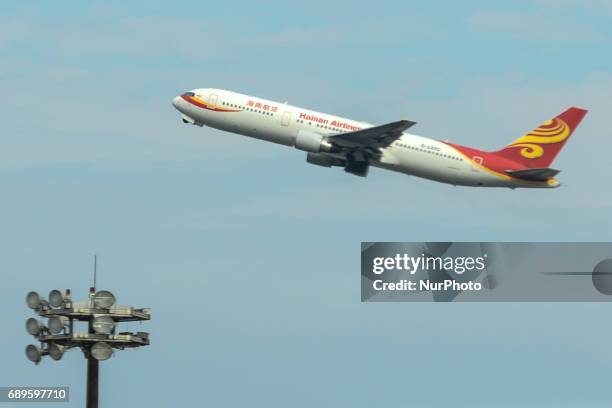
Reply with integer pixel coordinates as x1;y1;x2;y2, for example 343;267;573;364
493;107;587;168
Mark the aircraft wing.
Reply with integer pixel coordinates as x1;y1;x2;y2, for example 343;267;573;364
329;120;416;149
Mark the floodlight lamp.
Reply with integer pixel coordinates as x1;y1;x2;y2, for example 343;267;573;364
92;315;115;335
25;344;43;364
26;291;41;309
93;290;116;309
48;343;65;361
47;316;69;334
26;318;43;336
90;342;113;361
48;289;64;308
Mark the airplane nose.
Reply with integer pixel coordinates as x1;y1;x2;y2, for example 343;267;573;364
172;96;182;110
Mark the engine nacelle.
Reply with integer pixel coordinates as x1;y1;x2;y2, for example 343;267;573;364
295;131;338;153
306;153;345;168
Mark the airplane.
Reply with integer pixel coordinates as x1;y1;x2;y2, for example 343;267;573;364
171;88;587;188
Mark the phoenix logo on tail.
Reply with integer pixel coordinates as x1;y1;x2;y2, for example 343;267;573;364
507;118;570;159
494;107;587;169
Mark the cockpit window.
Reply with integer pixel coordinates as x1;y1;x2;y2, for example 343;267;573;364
182;92;195;97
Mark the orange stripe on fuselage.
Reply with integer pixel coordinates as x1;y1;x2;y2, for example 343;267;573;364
181;95;242;112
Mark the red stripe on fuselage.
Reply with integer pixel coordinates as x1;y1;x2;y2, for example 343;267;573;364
445;142;554;186
181;95;242;112
444;142;528;175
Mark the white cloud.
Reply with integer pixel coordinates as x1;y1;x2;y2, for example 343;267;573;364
0;17;227;59
0;16;351;59
467;10;599;41
534;0;612;13
239;27;348;47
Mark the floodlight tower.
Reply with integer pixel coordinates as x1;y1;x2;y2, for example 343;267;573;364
25;288;151;408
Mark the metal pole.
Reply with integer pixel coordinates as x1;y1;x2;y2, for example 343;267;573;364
86;355;99;408
86;317;98;408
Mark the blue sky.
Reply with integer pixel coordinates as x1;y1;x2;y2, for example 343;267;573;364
1;1;612;406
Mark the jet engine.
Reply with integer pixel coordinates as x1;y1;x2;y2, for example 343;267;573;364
294;131;339;154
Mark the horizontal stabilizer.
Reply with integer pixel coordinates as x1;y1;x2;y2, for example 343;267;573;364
505;168;560;181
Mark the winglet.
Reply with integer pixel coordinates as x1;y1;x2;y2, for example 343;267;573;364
399;120;417;130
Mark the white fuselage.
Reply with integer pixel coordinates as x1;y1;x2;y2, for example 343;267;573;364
172;88;555;188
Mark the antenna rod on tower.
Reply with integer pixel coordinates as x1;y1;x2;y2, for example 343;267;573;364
93;254;97;291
